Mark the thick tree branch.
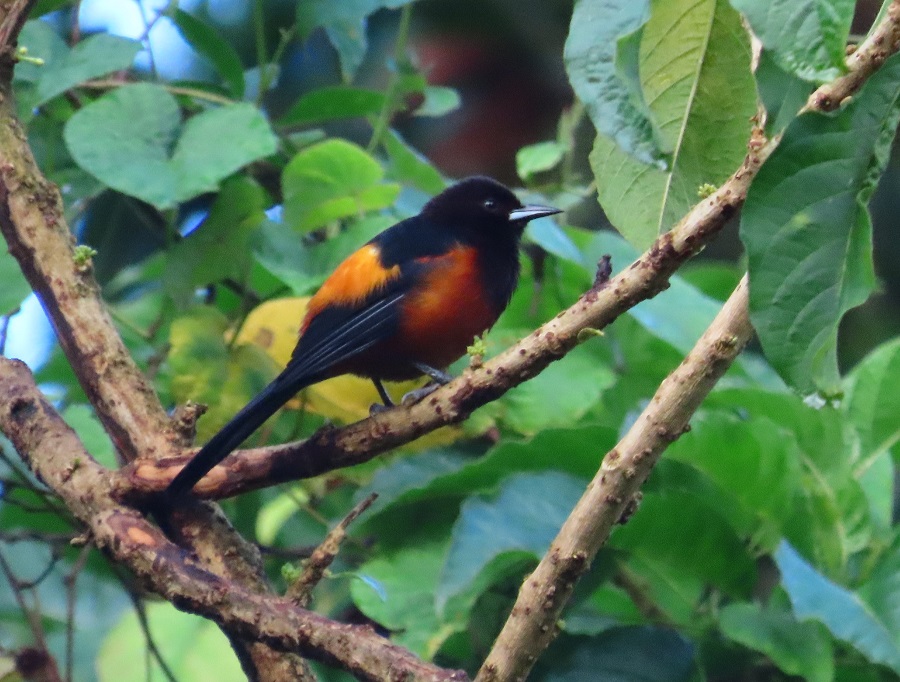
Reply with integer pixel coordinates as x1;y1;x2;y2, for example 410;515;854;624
475;6;900;678
476;277;753;682
0;357;466;682
0;9;313;679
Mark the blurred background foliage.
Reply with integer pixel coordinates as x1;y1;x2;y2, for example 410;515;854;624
0;0;899;680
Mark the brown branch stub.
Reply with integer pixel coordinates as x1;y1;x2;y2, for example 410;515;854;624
286;493;377;606
475;276;754;682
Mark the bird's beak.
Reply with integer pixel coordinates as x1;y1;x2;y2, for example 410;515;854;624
508;204;562;223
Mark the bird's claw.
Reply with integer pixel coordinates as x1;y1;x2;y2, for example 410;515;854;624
369;402;392;416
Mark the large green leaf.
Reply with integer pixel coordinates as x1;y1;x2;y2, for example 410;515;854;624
776;540;900;673
282;139;400;232
437;472;585;613
383;129;446;194
609;490;757;597
719;602;834;682
741;53;900;394
358;426;617;522
707;387;871;572
64;85;277;209
170;103;277;200
730;0;855;82
534;628;695;682
564;0;662;165
352;536;462;657
665;412;801;546
590;0;756;248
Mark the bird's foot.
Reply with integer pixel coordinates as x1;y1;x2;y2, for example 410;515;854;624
369;402;393;416
401;383;441;406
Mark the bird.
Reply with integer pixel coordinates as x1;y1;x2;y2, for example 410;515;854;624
165;176;561;497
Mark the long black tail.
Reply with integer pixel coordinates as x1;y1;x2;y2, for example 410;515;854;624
165;369;315;498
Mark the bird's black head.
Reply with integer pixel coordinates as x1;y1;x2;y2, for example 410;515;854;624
421;176;561;236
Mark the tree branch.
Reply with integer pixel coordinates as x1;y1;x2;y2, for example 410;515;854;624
122;135;766;501
0;357;466;682
476;276;753;682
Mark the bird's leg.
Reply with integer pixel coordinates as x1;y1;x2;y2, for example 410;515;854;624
369;378;395;415
401;363;453;405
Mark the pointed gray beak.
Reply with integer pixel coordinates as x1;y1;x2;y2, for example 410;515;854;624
509;204;562;223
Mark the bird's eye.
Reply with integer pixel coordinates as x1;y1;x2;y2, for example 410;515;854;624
483;198;496;210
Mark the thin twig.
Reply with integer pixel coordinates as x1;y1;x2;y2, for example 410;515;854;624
0;547;46;648
286;493;377;606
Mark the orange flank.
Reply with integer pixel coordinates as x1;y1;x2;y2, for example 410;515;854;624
301;244;401;333
397;246;496;369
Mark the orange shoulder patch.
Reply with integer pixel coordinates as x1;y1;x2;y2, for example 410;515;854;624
301;244;401;332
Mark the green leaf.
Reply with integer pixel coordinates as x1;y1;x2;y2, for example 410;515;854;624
98;602;244;681
857;536;900;655
756;49;815;134
666;412;802;545
516;141;567;181
15;21;69;85
719;602;834;682
165;177;268;305
282;139;400;232
741;53;900;394
35;34;141;105
383;130;445;194
253;215;392;293
166;307;280;441
352;536;460;657
730;0;855;82
485;343;614;435
590;0;756;248
437;472;585;612
564;0;663;165
843;338;900;464
415;86;461;117
610;490;757;597
776;540;900;672
278;86;386;126
359;426;617;523
171;9;245;98
524;219;585;266
534;627;695;682
296;0;416;80
64;84;277;209
0;248;31;315
65;84;181;208
707;387;872;572
170;103;277;201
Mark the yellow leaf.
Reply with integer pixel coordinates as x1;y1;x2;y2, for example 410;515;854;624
235;297;461;447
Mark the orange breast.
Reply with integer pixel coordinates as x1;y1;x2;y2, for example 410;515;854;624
394;245;499;369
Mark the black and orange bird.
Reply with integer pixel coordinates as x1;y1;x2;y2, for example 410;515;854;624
166;176;560;497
